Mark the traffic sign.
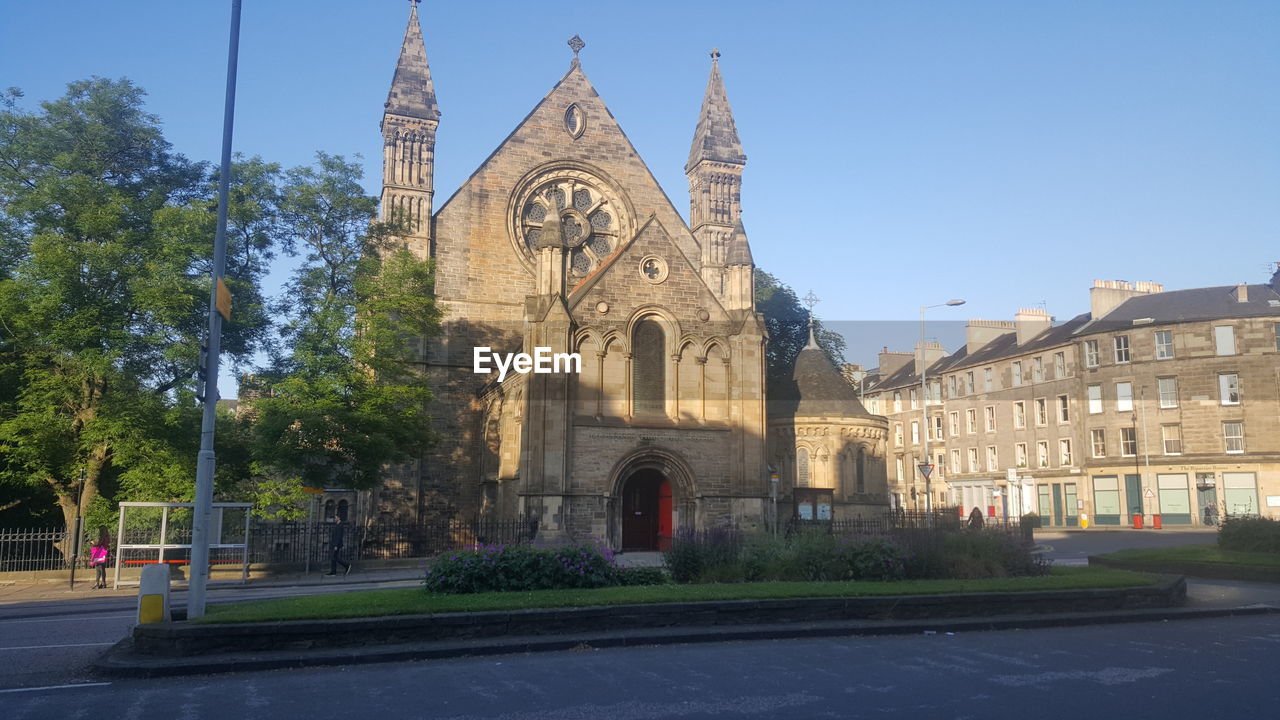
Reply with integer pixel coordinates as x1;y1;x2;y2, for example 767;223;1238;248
918;463;934;480
1143;487;1155;499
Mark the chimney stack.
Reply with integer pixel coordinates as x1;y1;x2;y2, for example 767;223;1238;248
877;349;914;378
1089;279;1163;321
966;319;1014;354
1233;284;1249;303
1014;308;1053;345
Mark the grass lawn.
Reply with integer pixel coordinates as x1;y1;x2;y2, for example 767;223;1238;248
199;566;1157;624
1099;544;1280;567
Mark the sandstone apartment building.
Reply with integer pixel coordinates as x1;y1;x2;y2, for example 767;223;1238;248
864;270;1280;527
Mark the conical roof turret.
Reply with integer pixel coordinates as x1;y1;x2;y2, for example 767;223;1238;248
771;325;872;418
725;218;753;266
384;3;440;121
686;50;745;172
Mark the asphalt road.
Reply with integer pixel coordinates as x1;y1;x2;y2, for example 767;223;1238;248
1036;528;1218;566
4;614;1279;719
0;578;421;691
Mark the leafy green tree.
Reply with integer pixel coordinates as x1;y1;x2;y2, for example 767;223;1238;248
247;153;440;490
0;79;276;533
755;269;846;382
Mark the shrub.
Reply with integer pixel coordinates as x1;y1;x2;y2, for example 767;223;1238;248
1021;512;1042;529
663;527;742;583
837;537;907;581
423;542;616;594
612;566;669;586
1219;516;1280;554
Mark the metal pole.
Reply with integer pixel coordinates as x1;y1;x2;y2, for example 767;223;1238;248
1139;385;1154;522
67;468;85;590
920;305;930;517
189;0;242;619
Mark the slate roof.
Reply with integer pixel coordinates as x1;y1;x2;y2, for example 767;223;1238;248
1082;283;1280;332
725;219;753;266
686;54;745;171
866;278;1280;395
384;5;440;121
771;340;873;418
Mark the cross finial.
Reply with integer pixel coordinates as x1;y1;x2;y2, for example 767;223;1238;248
802;291;820;348
409;0;420;7
568;35;586;62
710;48;721;62
802;290;820;312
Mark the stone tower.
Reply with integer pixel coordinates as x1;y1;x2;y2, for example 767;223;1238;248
686;50;747;303
380;2;439;257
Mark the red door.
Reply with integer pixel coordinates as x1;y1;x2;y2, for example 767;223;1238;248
622;471;671;551
657;479;672;551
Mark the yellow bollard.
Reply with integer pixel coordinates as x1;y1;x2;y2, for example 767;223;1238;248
137;563;171;624
1080;513;1089;530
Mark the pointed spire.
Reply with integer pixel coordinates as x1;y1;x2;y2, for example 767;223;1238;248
686;49;745;172
725;218;753;266
802;291;820;349
537;201;565;249
385;2;440;121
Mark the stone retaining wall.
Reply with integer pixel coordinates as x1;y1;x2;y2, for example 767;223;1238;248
132;576;1185;657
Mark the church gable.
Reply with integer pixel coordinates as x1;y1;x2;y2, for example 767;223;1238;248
432;62;702;309
569;217;728;332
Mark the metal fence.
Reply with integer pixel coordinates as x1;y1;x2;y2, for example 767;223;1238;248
0;527;82;572
787;508;968;537
248;517;541;567
0;517;540;575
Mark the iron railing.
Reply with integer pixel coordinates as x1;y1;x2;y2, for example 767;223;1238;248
0;527;85;572
0;517;540;574
787;508;967;537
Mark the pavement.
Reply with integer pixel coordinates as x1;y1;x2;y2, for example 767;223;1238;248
0;551;665;613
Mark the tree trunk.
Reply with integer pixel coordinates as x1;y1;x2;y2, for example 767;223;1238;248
50;444;107;564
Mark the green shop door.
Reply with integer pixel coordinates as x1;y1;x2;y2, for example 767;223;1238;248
1064;483;1078;526
1051;484;1064;527
1125;474;1142;523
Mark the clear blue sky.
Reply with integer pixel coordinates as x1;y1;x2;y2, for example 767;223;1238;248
3;1;1277;391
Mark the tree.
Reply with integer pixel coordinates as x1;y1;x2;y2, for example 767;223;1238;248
754;269;846;382
0;79;276;535
247;153;440;490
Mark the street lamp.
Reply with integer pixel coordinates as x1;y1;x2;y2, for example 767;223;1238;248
848;368;867;399
920;299;965;517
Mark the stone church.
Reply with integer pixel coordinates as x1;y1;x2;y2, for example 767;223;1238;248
371;5;888;548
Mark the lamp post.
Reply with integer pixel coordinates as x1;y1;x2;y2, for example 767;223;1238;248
848;368;867;399
920;299;965;517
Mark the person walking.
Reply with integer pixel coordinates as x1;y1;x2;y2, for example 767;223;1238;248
89;527;110;589
326;516;351;576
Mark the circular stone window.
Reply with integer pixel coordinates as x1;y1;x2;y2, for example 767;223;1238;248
639;255;668;284
509;168;633;278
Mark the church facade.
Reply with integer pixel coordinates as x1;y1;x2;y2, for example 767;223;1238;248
371;6;888;548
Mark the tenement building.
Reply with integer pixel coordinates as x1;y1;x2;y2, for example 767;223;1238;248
865;271;1280;526
369;5;888;547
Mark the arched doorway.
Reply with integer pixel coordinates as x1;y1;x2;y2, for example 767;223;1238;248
621;469;672;551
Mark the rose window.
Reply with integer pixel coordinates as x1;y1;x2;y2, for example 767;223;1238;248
517;177;621;277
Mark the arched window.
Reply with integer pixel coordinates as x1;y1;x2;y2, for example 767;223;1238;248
323;500;335;520
632;318;665;416
856;447;866;493
337;499;349;522
797;447;811;488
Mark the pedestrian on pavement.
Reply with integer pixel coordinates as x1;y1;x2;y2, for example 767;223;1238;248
327;516;351;576
89;526;110;589
968;507;985;530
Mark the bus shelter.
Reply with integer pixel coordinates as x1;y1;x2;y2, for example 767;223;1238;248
112;502;251;589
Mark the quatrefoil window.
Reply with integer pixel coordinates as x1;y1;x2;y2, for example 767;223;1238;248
639;255;668;284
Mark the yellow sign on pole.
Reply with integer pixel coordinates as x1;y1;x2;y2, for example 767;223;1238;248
215;276;232;321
